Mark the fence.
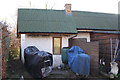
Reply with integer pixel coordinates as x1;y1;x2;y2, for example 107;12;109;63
90;33;120;73
98;38;119;72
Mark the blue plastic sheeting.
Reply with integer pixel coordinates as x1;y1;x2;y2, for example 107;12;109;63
68;46;90;75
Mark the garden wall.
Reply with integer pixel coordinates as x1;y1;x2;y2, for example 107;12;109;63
69;38;99;76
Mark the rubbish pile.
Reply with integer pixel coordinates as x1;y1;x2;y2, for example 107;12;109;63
24;46;53;78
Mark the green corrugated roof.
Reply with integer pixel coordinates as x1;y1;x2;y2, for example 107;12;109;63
18;9;118;33
73;11;118;30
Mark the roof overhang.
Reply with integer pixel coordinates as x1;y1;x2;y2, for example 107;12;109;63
77;29;120;34
18;32;77;36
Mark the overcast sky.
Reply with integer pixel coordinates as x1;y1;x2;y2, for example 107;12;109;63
0;0;119;25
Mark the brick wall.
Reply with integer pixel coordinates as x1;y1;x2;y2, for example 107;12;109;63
69;38;99;76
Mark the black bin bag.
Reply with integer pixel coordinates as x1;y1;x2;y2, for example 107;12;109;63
24;46;53;78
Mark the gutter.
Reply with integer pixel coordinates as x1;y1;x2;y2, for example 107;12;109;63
77;30;120;34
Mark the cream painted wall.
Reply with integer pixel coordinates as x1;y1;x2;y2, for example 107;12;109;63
21;33;90;67
21;34;69;67
21;34;52;64
21;34;25;63
62;36;69;47
25;35;52;53
75;33;90;42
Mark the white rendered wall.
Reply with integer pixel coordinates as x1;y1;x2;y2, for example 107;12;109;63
21;34;26;63
25;35;52;53
75;33;90;42
21;33;90;67
21;34;52;64
21;34;69;67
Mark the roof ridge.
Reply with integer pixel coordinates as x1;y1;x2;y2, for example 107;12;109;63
18;8;117;15
73;10;117;15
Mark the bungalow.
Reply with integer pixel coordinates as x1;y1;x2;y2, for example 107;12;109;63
17;4;119;67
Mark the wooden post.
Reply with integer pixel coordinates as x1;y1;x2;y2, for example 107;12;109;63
114;39;119;58
110;38;113;62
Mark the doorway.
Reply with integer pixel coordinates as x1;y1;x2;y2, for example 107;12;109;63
53;37;62;55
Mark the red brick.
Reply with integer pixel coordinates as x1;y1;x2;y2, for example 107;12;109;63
69;38;99;76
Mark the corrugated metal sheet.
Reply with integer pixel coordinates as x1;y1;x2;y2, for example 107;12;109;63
18;9;77;33
18;9;118;33
73;11;118;30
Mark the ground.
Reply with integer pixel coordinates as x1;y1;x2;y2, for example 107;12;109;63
6;58;109;80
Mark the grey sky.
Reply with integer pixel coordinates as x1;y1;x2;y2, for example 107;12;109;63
0;0;119;25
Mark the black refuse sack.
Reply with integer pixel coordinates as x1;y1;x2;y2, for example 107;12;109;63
24;46;53;78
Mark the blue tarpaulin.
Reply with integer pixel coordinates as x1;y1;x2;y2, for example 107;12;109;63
68;46;90;75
